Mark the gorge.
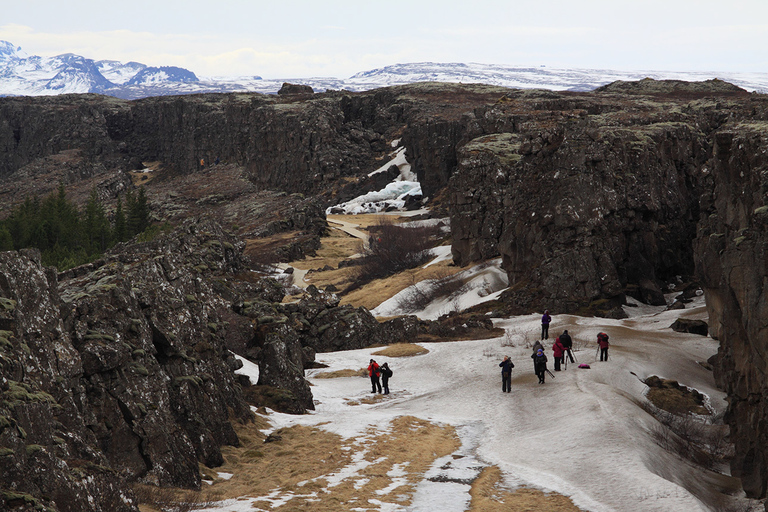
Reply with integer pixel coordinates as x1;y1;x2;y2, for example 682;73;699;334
0;79;767;510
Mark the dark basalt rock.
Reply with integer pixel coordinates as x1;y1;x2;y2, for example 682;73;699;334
670;318;709;336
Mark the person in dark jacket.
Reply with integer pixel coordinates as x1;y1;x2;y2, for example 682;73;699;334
499;356;514;393
559;329;575;364
531;340;544;355
380;362;393;394
368;359;382;393
532;348;548;384
541;310;552;340
552;337;565;371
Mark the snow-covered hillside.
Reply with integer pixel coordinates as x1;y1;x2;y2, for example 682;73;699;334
2;40;768;98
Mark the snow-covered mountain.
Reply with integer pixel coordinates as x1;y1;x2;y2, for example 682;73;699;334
0;41;198;97
2;41;768;99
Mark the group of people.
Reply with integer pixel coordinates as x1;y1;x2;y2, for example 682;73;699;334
498;312;612;389
368;359;393;394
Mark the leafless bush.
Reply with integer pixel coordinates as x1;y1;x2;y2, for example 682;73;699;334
643;401;732;470
346;219;441;292
501;327;524;348
395;269;464;313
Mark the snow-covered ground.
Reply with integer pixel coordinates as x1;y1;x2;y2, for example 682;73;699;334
221;294;758;512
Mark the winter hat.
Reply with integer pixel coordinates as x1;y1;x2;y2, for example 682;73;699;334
537;349;543;354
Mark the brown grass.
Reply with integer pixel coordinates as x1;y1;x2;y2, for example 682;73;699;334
314;368;367;379
135;413;578;511
282;213;463;310
372;343;429;357
192;415;460;510
469;466;582;512
645;377;709;416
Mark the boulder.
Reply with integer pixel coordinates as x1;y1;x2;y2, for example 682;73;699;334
669;318;709;336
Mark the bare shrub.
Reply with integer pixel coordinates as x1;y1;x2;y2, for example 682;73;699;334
642;400;733;470
501;327;524;348
346;219;440;293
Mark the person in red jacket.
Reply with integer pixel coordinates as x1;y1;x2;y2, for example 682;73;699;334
552;337;566;371
368;359;382;393
597;333;610;361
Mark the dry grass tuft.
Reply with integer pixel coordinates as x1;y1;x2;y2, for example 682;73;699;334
469;466;581;512
135;413;577;511
314;368;367;379
372;343;429;357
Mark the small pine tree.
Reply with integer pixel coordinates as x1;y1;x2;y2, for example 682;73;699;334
113;197;127;243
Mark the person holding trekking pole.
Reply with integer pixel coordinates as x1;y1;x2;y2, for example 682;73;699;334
596;332;610;361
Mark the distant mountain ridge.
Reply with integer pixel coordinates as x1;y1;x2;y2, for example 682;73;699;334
2;41;767;99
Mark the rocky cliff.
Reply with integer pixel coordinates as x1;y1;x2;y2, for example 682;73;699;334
694;122;768;499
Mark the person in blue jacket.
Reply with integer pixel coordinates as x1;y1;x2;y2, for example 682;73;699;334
499;356;514;392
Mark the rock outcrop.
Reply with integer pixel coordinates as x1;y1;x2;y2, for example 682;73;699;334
694;122;768;500
0;219;258;510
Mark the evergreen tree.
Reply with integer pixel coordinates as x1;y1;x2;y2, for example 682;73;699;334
84;188;111;252
126;186;150;237
113;197;127;243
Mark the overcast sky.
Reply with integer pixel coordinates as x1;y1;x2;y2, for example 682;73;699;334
2;0;766;78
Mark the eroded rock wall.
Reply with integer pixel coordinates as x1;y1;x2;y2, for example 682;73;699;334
694;122;768;499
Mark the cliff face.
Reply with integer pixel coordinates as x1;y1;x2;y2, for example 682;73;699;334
449;90;723;314
0;219;259;510
694;123;768;499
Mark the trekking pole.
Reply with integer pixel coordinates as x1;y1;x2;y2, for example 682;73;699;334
546;369;555;379
595;346;599;362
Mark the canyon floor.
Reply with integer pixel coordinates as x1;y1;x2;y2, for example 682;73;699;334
138;214;763;512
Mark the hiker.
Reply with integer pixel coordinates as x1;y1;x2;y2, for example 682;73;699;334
380;362;393;395
541;310;552;340
532;348;548;384
560;329;575;364
368;359;382;393
597;332;610;361
531;340;544;355
499;356;514;393
552;337;565;371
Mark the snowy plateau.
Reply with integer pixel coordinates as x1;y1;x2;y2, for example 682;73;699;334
2;40;768;98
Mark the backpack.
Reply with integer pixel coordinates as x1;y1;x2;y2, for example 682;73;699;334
598;332;609;343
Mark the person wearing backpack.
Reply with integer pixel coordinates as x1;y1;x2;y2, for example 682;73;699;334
532;348;548;384
597;333;610;361
499;356;515;392
380;362;393;395
368;359;382;393
552;337;565;371
541;310;552;340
